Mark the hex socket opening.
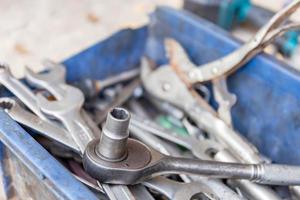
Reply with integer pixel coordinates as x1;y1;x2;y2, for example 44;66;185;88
110;108;129;121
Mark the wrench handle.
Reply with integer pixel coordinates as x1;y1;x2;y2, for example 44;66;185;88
159;156;300;186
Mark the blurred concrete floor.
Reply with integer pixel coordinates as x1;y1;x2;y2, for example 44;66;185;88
1;0;299;78
0;0;181;77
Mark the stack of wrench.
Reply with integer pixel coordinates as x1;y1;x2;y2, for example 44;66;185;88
1;1;300;200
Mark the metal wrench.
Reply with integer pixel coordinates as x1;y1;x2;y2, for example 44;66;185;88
0;65;47;120
130;115;281;200
143;177;216;200
167;0;300;83
0;97;79;152
36;85;94;154
25;63;100;137
130;124;244;200
26;63;148;200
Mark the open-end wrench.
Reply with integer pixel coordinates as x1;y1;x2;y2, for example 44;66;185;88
25;62;100;137
32;77;144;199
0;65;47;120
36;85;95;154
130;114;281;200
144;177;216;200
0;97;79;153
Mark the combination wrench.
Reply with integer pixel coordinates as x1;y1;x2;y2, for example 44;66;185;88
0;65;47;120
0;97;79;153
25;63;100;137
25;63;148;199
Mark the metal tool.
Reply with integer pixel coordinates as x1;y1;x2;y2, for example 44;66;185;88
76;68;140;99
94;78;141;124
84;107;300;186
130;123;244;200
168;0;300;83
166;34;300;198
141;59;261;163
25;63;101;137
212;77;237;127
144;177;216;200
36;85;94;153
130;114;282;200
0;97;79;153
0;64;47;120
25;63;144;200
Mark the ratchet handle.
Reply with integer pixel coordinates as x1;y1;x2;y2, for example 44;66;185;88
252;164;300;186
161;156;300;186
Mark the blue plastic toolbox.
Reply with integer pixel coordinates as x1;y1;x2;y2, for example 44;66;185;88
1;6;300;199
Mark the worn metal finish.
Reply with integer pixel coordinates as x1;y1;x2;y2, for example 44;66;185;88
0;65;47;120
0;98;79;153
144;177;216;200
97;108;131;161
141;61;261;163
0;110;98;200
95;78;141;124
26;62;139;199
145;6;300;165
2;5;300;199
86;108;300;186
130;123;244;200
36;85;93;153
212;76;236;127
0;27;147;199
25;61;101;138
131;114;282;200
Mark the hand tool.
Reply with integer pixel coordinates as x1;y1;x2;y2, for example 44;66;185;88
141;58;285;199
143;177;216;200
94;78;141;124
184;0;299;56
0;65;47;120
76;68;140;99
25;64;142;199
212;77;236;127
0;97;79;153
130;123;244;200
84;107;300;186
36;85;94;154
140;59;296;198
141;59;261;163
167;37;300;197
168;0;300;83
130;114;282;200
128;184;155;200
25;62;101;137
211;77;281;199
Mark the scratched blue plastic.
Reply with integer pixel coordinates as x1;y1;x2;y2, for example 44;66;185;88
1;5;300;199
0;111;98;200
